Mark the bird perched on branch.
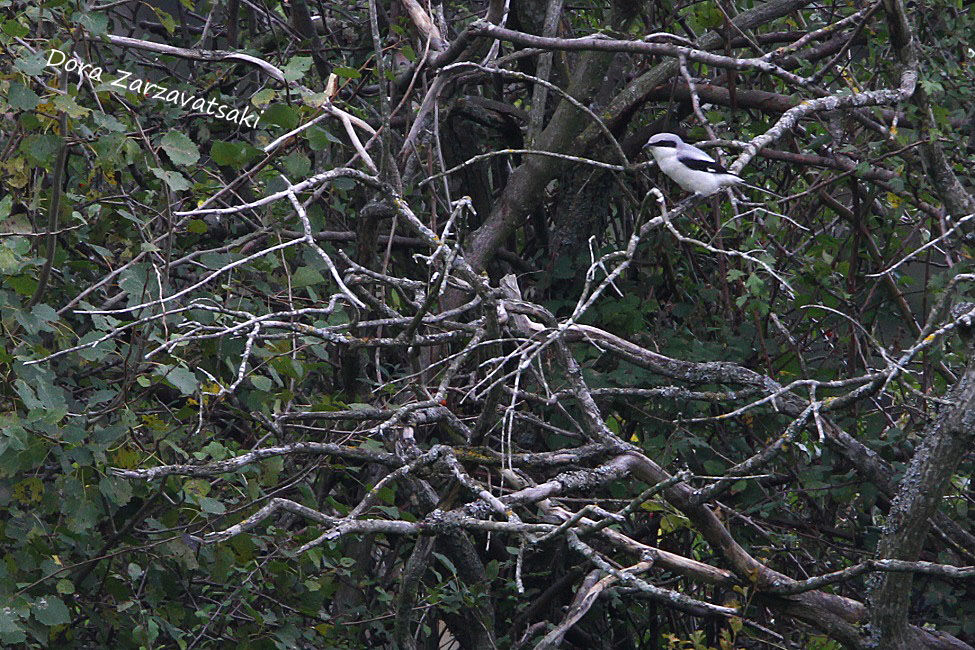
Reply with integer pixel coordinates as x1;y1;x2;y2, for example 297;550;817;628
644;132;776;198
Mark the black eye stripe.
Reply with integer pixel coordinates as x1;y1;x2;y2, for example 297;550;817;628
648;141;678;148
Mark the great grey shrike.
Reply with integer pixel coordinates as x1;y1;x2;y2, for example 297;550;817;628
644;132;773;197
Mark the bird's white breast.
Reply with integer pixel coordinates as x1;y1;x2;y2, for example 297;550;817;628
658;155;722;194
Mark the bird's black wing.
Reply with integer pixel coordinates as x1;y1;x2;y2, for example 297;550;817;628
677;156;737;176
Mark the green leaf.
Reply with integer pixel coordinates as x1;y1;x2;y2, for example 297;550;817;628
20;134;62;167
159;366;198;395
24;304;59;335
99;475;133;506
201;441;228;460
151;6;176;33
332;66;361;79
183;478;211;498
292;266;325;288
33;595;70;626
92;111;127;132
160;131;200;166
7;275;36;296
199;497;226;514
94;424;126;446
282;152;311;177
118;262;149;302
134;619;160;645
690;3;723;29
250;375;273;391
2;20;29;38
53;94;90;118
74;11;108;35
64;497;99;533
305;126;341;151
15;50;47;76
92;134;125;168
259;104;300;130
149;167;191;191
7;82;39;111
14;375;67;413
433;552;457;575
0;607;25;645
252;88;276;106
0;236;30;275
282;56;314;82
210;140;261;170
485;559;499;580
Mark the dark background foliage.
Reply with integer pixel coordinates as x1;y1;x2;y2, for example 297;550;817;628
2;0;975;647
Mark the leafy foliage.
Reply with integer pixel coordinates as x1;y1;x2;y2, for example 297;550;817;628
2;0;975;648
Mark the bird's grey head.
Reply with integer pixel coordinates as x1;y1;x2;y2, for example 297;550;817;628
644;133;683;151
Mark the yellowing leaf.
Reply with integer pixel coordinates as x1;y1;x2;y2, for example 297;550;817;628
13;477;44;504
